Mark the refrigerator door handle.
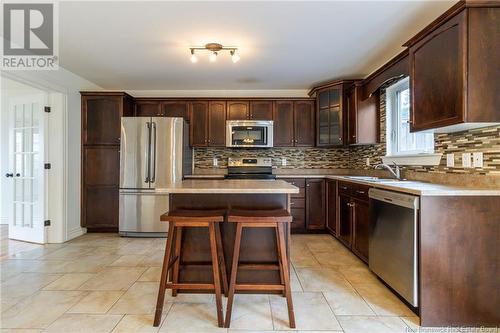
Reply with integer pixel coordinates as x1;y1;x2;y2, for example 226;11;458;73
145;121;151;183
150;121;157;183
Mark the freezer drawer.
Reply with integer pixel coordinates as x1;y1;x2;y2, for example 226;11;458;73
119;192;169;236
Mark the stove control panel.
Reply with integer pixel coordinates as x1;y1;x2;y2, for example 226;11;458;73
228;157;272;167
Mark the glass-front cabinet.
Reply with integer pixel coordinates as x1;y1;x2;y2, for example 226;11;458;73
317;84;344;146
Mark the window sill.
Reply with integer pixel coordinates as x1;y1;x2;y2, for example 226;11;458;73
382;153;442;166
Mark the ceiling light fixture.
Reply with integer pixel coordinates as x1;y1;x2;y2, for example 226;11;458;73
230;50;240;63
209;51;217;62
189;43;240;63
190;49;198;63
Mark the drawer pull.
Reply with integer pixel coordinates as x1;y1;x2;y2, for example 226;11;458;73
340;186;348;190
356;190;365;194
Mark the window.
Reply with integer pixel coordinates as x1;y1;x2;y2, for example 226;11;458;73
386;78;434;156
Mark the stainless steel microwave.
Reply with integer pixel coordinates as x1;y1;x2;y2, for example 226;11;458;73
226;120;273;148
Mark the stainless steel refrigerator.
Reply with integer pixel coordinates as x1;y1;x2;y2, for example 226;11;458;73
119;117;192;236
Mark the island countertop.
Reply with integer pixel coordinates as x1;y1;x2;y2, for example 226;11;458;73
150;179;299;194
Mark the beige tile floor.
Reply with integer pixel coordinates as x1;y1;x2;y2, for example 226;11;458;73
0;225;496;333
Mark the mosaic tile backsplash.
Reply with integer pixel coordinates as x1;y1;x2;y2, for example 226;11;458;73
195;90;500;176
194;147;350;169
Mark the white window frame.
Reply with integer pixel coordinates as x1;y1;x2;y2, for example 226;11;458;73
383;77;442;166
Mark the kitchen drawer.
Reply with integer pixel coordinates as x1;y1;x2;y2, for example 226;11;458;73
338;181;352;196
290;198;305;209
350;183;370;201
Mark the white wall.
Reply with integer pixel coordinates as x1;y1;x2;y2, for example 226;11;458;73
1;69;101;241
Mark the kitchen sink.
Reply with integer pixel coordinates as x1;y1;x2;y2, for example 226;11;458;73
344;176;381;181
344;176;404;183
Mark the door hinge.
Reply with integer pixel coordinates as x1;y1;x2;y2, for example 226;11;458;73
44;163;51;169
44;106;51;113
44;220;51;226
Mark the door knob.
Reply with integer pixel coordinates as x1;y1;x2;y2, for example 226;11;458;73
15;173;21;177
5;173;13;177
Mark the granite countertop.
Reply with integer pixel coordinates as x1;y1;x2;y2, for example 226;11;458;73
153;179;299;194
184;173;500;196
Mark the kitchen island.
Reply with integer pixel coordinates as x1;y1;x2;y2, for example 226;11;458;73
163;179;299;291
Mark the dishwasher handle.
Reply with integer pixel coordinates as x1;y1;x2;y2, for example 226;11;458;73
368;188;419;210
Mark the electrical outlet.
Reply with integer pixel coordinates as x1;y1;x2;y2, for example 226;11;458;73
473;152;483;168
213;157;218;167
366;157;370;166
446;153;455;167
462;153;472;168
281;158;287;166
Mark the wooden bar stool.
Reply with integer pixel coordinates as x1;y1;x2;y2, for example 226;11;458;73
153;209;228;327
225;209;295;329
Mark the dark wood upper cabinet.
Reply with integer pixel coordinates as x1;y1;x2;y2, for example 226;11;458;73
326;179;337;235
406;4;500;132
294;101;315;146
135;100;162;117
272;100;315;147
190;101;209;147
352;198;370;263
305;179;325;230
273;101;294;147
249;101;273;120
82;94;132;145
208;101;226;146
163;101;190;121
346;84;379;145
227;101;249;120
316;84;344;147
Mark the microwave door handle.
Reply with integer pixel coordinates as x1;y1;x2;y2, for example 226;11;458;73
150;121;157;183
145;121;151;183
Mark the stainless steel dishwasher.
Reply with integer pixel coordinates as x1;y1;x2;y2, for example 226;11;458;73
368;188;419;307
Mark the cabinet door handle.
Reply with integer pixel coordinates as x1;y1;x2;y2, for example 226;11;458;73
356;190;365;194
340;186;348;190
306;184;310;187
290;202;295;206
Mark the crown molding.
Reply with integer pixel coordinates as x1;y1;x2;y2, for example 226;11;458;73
126;90;310;98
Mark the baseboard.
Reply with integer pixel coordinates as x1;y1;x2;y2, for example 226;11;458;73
66;226;86;241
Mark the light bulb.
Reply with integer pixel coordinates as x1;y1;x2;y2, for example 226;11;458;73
209;51;217;62
231;50;240;63
190;53;198;63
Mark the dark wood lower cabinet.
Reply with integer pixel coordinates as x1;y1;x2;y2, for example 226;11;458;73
351;198;370;262
83;186;119;229
306;179;325;230
326;179;337;234
338;193;352;246
336;182;371;262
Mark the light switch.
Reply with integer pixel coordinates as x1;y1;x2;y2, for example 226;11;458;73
473;152;483;168
446;153;455;167
366;158;370;166
213;158;218;167
462;153;472;168
281;158;287;166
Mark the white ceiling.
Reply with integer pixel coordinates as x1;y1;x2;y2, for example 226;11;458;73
59;1;456;91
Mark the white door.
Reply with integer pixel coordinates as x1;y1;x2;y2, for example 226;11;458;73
7;94;48;243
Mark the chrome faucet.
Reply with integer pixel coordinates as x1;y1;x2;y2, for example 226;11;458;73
374;162;402;180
